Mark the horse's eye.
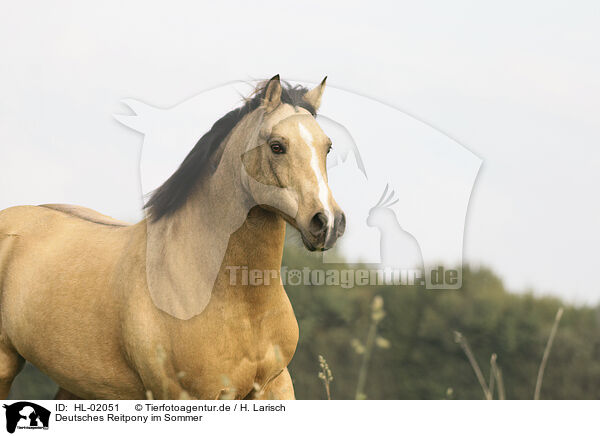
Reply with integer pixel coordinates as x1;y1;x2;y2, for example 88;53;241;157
270;142;285;154
327;146;332;154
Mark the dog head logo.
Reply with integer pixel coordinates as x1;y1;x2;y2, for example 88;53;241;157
3;402;50;433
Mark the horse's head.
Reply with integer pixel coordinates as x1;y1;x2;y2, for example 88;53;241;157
241;75;346;251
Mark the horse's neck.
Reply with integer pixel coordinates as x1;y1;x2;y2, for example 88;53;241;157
143;140;286;319
221;205;286;273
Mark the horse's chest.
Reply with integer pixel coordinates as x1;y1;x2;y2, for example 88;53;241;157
175;308;298;398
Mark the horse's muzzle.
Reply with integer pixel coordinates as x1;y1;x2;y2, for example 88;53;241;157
304;210;346;251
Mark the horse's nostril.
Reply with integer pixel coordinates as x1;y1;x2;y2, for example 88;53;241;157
336;212;346;237
309;212;328;237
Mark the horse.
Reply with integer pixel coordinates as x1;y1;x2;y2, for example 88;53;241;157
0;75;346;400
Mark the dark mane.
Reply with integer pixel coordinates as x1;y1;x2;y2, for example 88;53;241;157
144;81;316;221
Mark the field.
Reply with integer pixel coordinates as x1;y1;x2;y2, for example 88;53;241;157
9;249;600;400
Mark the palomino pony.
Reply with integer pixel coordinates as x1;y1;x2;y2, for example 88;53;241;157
0;75;345;399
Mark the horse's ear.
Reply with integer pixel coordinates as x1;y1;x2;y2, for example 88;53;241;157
263;74;282;112
303;76;327;112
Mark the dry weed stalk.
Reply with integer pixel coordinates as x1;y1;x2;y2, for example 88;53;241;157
454;331;492;400
534;307;564;400
354;295;389;400
318;355;333;400
490;353;505;400
488;353;497;398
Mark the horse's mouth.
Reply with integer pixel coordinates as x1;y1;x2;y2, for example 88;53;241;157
301;232;330;252
269;207;336;252
301;233;318;252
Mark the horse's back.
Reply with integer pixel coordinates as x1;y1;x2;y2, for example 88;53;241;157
0;204;133;306
39;204;130;227
0;204;130;276
0;204;130;235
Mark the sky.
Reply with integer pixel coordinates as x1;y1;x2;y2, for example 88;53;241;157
1;1;599;304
